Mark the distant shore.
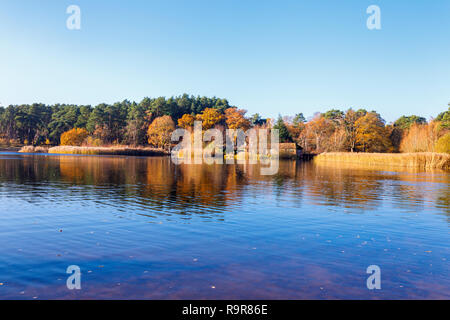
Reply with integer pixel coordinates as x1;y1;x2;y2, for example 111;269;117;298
314;152;450;170
11;146;450;170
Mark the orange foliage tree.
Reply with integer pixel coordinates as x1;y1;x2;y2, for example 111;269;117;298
60;128;89;146
400;122;440;153
196;108;224;130
344;109;367;152
355;112;392;152
147;115;175;149
177;114;195;129
301;115;334;152
224;108;250;130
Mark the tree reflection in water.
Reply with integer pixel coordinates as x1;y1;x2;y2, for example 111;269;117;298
0;154;448;221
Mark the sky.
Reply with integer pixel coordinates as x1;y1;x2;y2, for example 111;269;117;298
0;0;449;122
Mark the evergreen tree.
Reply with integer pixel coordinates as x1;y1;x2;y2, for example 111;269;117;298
273;115;292;143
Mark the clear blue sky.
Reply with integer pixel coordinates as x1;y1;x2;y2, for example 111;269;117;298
0;0;449;122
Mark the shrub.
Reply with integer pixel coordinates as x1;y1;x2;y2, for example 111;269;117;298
84;136;102;147
435;133;450;154
60;128;89;146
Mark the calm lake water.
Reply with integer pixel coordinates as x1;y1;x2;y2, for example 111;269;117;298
0;152;448;299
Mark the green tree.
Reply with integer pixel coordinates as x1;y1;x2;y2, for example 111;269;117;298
293;113;306;127
48;105;81;143
394;115;427;130
323;109;344;123
125;102;148;146
436;105;450;131
250;113;264;126
273;115;292;143
75;105;92;128
0;106;19;141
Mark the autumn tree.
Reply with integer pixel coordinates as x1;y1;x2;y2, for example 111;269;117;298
400;122;440;153
301;115;334;152
434;132;450;154
147;115;175;149
196;108;224;130
320;109;346;151
344;108;366;152
328;127;347;152
60;128;89;146
355;112;392;152
177;114;195;129
224;108;250;130
287;114;305;147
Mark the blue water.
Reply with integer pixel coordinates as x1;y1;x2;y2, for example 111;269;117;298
0;152;448;299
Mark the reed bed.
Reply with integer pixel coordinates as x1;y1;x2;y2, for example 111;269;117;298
18;146;50;153
47;146;169;156
314;152;450;170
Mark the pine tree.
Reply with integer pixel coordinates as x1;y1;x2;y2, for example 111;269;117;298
273;115;292;143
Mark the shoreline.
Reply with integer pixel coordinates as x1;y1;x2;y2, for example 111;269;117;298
11;146;450;170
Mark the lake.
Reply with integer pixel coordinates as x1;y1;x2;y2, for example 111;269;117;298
0;152;448;299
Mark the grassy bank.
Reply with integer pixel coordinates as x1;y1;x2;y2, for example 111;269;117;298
0;145;22;152
19;145;169;156
314;152;450;170
49;146;169;156
18;146;50;153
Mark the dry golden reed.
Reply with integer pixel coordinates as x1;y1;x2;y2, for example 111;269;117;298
18;146;50;153
314;152;450;170
47;146;168;156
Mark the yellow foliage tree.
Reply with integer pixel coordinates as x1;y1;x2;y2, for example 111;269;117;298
84;136;102;147
224;108;250;130
147;115;175;149
177;114;195;129
60;128;89;146
434;132;450;154
196;108;224;130
355;112;392;152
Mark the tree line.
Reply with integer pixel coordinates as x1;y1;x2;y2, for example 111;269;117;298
275;106;449;154
0;95;449;154
0;95;232;146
